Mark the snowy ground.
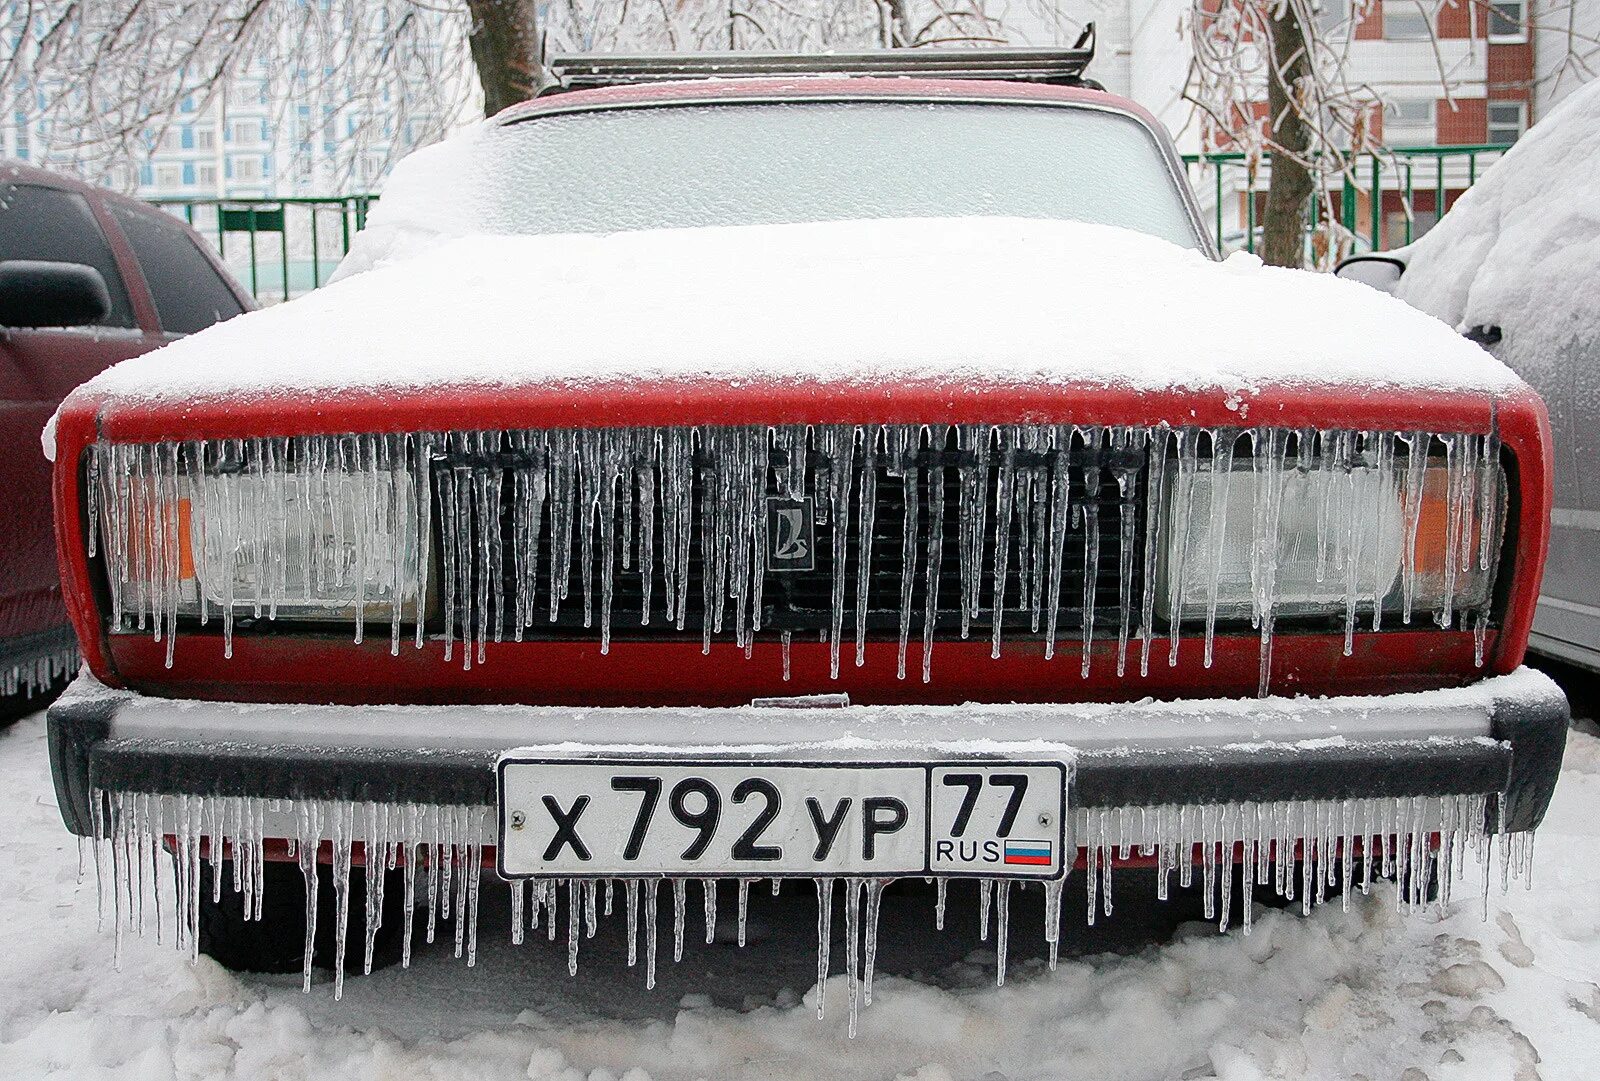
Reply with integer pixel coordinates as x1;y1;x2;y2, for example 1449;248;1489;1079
1;709;1597;1081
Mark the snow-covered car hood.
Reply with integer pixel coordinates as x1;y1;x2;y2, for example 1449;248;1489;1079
48;215;1521;458
1395;79;1600;344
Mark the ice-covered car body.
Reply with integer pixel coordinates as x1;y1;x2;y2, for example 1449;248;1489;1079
46;48;1567;1010
1338;80;1600;674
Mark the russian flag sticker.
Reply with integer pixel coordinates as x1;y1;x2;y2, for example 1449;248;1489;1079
1003;839;1053;866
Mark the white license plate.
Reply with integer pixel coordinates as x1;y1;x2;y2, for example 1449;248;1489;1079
496;758;1067;880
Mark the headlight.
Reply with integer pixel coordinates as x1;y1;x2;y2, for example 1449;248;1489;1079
1155;438;1503;635
98;440;426;639
184;470;422;622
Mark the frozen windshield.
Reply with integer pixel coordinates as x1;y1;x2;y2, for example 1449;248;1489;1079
473;101;1201;248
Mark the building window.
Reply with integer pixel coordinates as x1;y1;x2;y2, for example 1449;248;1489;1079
1489;1;1526;42
232;156;262;182
195;126;215;151
231;119;259;147
154;164;182;188
1383;98;1435;140
1315;0;1349;37
1383;1;1433;40
197;163;218;187
1487;101;1527;143
228;82;262;108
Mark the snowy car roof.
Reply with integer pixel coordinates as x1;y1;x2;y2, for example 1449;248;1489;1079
1395;79;1600;348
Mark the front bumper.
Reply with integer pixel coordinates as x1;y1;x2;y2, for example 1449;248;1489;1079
49;668;1568;842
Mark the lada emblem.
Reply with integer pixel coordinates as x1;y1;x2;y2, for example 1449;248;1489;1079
766;496;816;572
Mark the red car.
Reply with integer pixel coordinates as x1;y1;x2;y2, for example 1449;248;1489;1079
44;46;1566;1018
0;162;250;723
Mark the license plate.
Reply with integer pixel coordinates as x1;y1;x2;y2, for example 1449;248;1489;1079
496;758;1067;880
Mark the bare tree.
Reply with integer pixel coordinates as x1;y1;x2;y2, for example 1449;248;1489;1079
2;2;484;189
466;0;544;115
1258;1;1314;268
1184;0;1600;268
1;0;1034;191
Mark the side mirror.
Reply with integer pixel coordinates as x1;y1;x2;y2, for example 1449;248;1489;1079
0;260;112;328
1334;255;1407;294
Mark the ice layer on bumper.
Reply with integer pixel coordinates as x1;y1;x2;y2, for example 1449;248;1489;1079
48;667;1567;1027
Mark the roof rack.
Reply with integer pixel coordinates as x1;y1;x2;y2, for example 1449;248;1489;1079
541;25;1098;95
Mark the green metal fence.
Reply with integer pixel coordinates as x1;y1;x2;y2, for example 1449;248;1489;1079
151;143;1511;297
1181;144;1511;260
148;195;378;302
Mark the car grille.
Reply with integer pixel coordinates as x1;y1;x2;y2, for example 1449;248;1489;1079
88;421;1507;696
432;424;1150;677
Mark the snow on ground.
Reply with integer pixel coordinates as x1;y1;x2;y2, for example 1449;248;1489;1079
2;710;1596;1081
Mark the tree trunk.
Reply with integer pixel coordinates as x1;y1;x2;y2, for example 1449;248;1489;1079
465;0;542;118
1259;1;1314;269
880;0;911;46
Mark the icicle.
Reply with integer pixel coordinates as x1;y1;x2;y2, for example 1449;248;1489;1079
1251;428;1288;696
644;878;660;989
843;878;862;1037
737;878;751;947
855;428;879;668
363;803;383;975
1202;430;1236;668
510;879;525;946
956;425;991;639
815;877;834;1020
702;879;717;944
1110;427;1141;677
568;879;581;975
979;877;993;940
1139;427;1170;676
995;879;1011;987
1078;426;1103;677
465;813;483;967
894;428;921;679
625;878;640;967
297;800;322;993
817;429;855;678
863;879;885;1006
991;427;1018;659
1086;816;1101;925
1043;877;1062;969
672;877;687;962
1167;429;1198;667
1401;431;1430;623
922;447;947;682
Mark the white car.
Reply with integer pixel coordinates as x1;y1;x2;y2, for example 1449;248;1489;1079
1337;78;1600;672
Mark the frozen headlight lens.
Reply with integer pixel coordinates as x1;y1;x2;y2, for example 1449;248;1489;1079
181;471;421;619
1156;458;1501;625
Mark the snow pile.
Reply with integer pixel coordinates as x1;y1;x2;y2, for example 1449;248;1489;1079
3;711;1596;1080
57;215;1518;424
1396;78;1600;353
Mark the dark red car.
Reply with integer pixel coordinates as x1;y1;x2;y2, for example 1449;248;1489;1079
0;162;251;722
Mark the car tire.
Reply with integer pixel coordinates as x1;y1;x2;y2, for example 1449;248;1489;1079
197;859;407;975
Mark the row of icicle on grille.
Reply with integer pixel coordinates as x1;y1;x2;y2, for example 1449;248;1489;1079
89;423;1500;694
